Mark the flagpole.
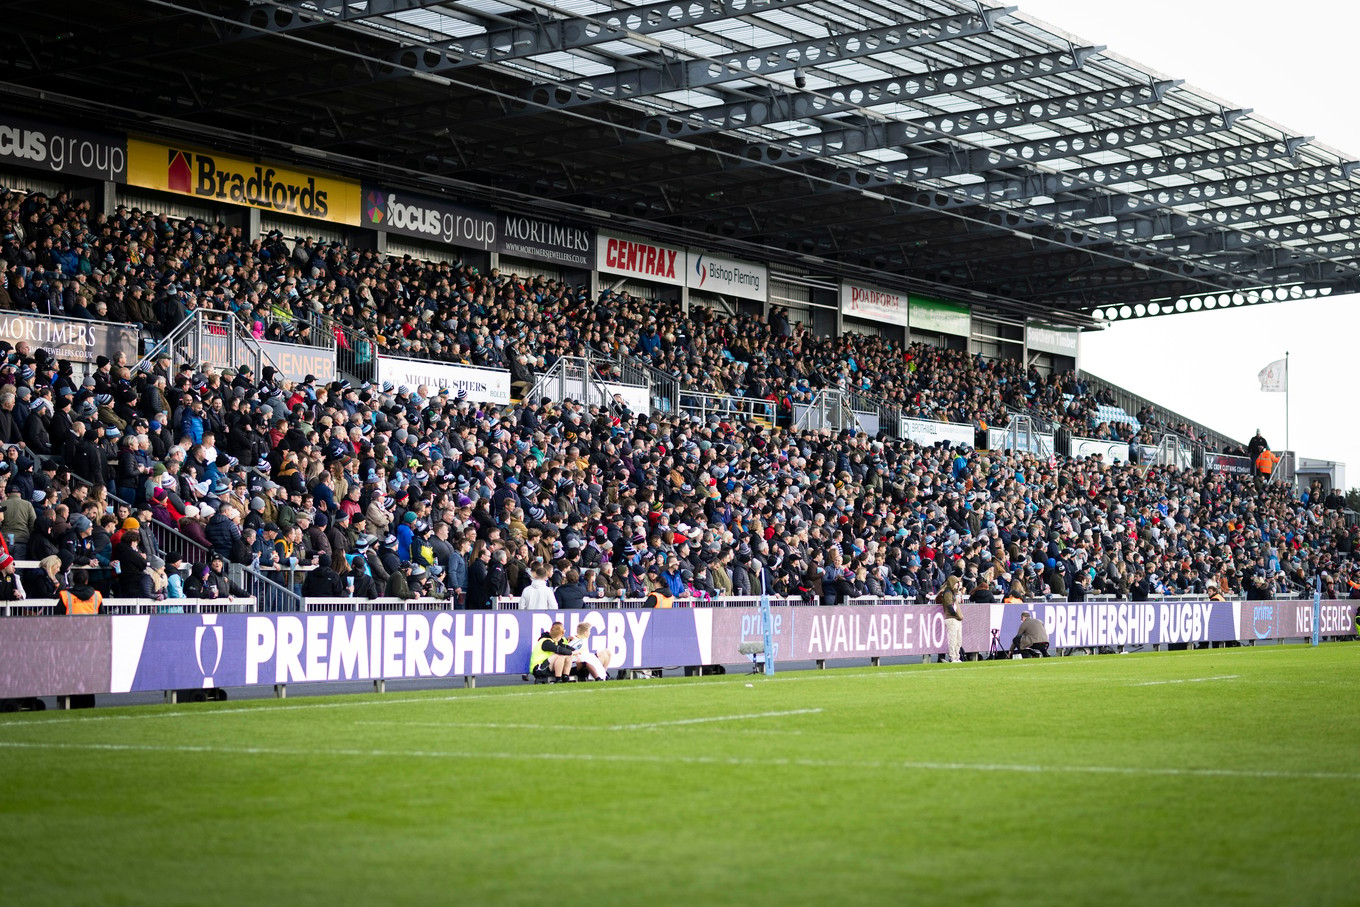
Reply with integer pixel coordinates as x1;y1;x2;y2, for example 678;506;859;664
1285;351;1290;483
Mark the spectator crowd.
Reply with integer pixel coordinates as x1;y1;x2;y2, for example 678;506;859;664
0;187;1356;613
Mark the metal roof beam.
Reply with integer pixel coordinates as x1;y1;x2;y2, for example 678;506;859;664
638;46;1099;140
876;109;1249;183
740;80;1178;166
395;0;814;78
1017;161;1359;223
247;1;450;34
1062;137;1307;187
523;7;1011;111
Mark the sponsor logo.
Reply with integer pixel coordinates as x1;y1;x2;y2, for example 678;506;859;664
694;254;708;287
195;614;224;685
365;189;386;224
1253;604;1274;639
604;238;678;279
0;121;126;180
172;149;331;218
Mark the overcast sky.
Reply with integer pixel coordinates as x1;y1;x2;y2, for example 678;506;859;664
1010;0;1360;484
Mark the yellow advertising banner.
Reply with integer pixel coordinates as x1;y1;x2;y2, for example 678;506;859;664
126;137;361;226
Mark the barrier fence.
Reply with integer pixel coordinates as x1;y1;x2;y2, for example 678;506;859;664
1;599;1353;701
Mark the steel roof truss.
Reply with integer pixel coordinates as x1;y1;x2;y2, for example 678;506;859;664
526;7;1011;110
638;46;1099;140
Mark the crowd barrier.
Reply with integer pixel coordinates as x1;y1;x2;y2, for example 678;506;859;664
0;599;1353;703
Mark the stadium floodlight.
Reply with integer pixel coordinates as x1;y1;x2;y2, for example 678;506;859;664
1119;305;1133;319
1147;302;1161;315
1232;294;1245;305
1175;299;1189;312
1134;303;1146;316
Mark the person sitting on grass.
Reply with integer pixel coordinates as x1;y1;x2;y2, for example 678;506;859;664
530;621;577;683
568;621;612;681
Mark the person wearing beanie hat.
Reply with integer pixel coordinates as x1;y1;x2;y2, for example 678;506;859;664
142;556;170;603
0;552;21;603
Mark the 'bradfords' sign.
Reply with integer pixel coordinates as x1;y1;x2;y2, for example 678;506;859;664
689;251;767;302
498;213;594;268
598;233;686;286
0;113;127;181
840;280;908;327
0;312;139;365
126;137;361;225
361;184;495;250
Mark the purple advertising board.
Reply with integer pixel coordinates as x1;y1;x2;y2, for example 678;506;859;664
105;609;705;695
1;602;1354;699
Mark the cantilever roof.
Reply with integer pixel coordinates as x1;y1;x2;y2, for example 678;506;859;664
3;0;1356;325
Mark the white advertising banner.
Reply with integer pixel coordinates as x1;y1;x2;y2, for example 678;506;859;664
901;418;974;447
258;340;337;386
377;355;511;405
840;281;909;327
1027;320;1080;357
688;251;767;302
1070;437;1129;462
987;427;1055;456
598;233;686;287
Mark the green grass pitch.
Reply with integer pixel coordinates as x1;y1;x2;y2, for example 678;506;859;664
1;645;1358;906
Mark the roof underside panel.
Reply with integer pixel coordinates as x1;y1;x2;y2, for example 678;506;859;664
0;0;1356;325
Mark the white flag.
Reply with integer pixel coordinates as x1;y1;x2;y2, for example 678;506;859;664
1258;359;1287;392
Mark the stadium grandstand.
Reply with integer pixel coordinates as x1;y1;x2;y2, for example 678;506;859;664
0;0;1357;705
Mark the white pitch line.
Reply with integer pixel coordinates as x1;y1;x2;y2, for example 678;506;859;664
608;708;822;730
1130;675;1239;686
355;708;823;732
0;739;1355;782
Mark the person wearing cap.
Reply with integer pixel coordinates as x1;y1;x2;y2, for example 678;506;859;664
1;479;36;557
1010;611;1051;658
385;561;419;601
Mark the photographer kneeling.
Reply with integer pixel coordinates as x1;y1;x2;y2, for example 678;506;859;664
1011;611;1051;658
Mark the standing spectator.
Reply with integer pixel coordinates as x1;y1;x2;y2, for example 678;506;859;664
57;568;102;614
555;567;587;610
938;573;964;663
1;480;35;556
519;562;558;610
